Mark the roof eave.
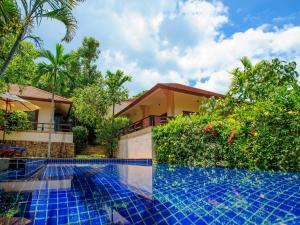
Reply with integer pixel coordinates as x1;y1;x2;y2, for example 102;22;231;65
115;84;224;116
21;96;72;104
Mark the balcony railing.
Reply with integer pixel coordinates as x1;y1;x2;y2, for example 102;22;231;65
120;115;173;135
0;122;72;132
31;122;72;132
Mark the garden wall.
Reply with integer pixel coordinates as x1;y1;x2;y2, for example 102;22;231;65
0;131;73;143
117;127;153;159
3;140;74;158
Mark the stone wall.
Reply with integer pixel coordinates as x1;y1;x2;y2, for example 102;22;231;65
3;140;74;158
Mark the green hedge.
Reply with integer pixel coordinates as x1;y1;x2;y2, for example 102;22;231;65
153;58;300;172
153;104;300;172
72;126;88;153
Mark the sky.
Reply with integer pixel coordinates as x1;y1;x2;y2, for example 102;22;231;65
35;0;300;96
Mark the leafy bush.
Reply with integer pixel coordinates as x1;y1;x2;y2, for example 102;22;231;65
153;58;300;172
0;110;30;133
96;117;130;157
72;126;88;153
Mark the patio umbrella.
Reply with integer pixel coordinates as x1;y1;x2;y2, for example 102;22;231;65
0;92;40;141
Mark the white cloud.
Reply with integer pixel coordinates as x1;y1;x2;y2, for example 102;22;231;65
35;0;300;95
172;25;300;93
271;26;300;52
101;50;187;93
179;0;228;41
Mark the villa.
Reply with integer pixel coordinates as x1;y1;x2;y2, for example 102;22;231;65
115;83;224;159
0;84;74;158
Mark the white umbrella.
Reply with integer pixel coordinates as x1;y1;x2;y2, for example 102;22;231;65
0;92;40;141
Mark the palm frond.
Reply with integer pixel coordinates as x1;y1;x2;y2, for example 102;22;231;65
23;34;43;47
42;7;77;42
38;49;56;65
0;0;18;23
241;56;252;70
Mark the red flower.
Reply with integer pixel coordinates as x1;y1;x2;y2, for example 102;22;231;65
203;123;213;133
203;123;218;136
211;130;217;136
228;131;236;144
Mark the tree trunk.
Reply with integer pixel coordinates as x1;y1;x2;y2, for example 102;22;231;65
47;73;56;158
0;30;24;77
2;100;8;142
109;103;115;158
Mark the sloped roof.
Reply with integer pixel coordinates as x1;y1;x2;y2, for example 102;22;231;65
9;84;72;104
159;83;224;98
116;83;224;116
123;97;137;102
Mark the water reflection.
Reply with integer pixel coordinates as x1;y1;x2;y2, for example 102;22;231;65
0;163;299;224
117;164;153;198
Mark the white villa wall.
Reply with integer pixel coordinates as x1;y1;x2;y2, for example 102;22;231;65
0;131;73;143
174;92;200;115
30;100;52;123
117;127;153;159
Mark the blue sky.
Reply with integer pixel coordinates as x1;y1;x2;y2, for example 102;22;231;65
35;0;300;95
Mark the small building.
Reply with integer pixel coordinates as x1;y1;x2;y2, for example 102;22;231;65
115;83;223;159
0;84;74;158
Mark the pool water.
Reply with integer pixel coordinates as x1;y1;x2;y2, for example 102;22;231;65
0;161;300;225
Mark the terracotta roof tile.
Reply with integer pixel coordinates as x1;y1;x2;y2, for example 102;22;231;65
158;83;224;98
9;84;72;104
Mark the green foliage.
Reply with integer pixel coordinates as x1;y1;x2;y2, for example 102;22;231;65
34;43;71;95
0;0;21;39
0;37;38;87
96;117;130;157
72;69;132;151
153;58;300;172
34;37;102;97
0;190;24;218
133;90;148;98
228;57;299;102
77;37;102;86
72;126;88;153
0;0;82;77
76;153;106;159
72;82;110;127
104;70;132;116
0;110;30;133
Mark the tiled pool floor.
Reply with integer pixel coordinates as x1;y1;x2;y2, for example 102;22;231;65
0;163;299;224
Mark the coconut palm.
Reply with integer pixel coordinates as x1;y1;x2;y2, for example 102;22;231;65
104;70;131;157
35;43;70;158
0;0;83;77
0;0;20;39
104;70;132;117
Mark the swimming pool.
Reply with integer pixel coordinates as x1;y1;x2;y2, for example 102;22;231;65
0;159;299;224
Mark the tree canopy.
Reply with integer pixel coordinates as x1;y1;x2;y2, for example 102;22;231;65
0;0;83;77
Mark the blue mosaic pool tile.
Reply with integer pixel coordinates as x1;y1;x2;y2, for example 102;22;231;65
0;160;300;224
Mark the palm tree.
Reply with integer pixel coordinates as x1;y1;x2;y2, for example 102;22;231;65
104;70;131;157
0;0;82;77
105;70;132;117
35;43;70;158
0;0;20;39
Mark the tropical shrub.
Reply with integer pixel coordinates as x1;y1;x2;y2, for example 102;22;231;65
0;110;30;133
96;117;130;157
153;58;300;172
72;126;88;153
